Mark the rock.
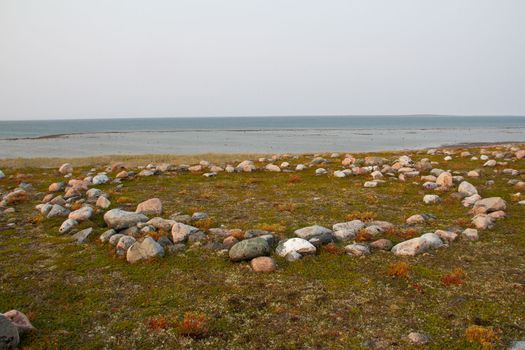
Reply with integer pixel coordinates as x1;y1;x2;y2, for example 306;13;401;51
420;232;444;248
488;210;506;220
474;197;506;212
462;228;479;241
344;243;370;256
407;332;430;345
2;310;35;334
223;236;239;249
406;214;425;225
371;170;383;180
435;230;458;242
391;237;430;256
250;256;277;272
108;233;125;246
59;163;73;174
458;181;478;197
423;194;441;204
135;198;162;216
59;218;78;234
0;170;4;179
483;159;497;167
462;194;482;207
467;170;480;177
472;214;494;230
68;206;93;222
436;172;453;187
86;188;103;200
285;251;303;262
103;209;148;230
171;223;201;243
229;238;270;262
333;170;346;178
203;172;217;178
99;229;117;242
364;181;377;188
276;238;316;257
147;217;175;231
294;225;332;240
116;236;136;254
96;196;111;209
370;239;393;250
422;182;438;190
0;314;19;350
169;213;192;224
265;164;281;172
116;170;129;179
244;229;272;239
509;340;525;350
126;237;165;263
187;231;207;244
48;182;65;192
295;164;306;171
2;189;28;205
315;168;327;175
364;157;385;166
72;227;93;244
191;212;208;221
38;203;53;216
236;160;256;172
332;220;366;241
92;174;109;185
516;150;525;159
47;204;70;218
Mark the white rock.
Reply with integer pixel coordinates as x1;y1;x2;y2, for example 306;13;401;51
92;174;109;185
68;206;93;222
171;223;200;243
59;218;78;234
391;237;430;256
333;170;346;178
474;197;506;212
483;159;497;167
436;172;453;187
420;232;444;249
423;194;441;204
364;181;377;188
295;164;306;171
472;214;494;230
332;220;365;241
458;181;478;197
265;164;281;172
315;168;327;175
276;238;316;257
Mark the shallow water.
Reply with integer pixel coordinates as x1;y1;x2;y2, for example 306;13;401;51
0;116;524;158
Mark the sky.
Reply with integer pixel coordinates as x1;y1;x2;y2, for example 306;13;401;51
0;0;524;120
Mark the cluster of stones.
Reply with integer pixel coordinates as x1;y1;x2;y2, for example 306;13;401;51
1;145;522;270
0;310;35;349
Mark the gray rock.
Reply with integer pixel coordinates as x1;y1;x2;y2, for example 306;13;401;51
474;197;507;213
59;218;78;234
423;194;441;204
68;206;93;222
229;237;270;262
147;217;175;231
332;220;365;241
108;233;125;246
407;332;430;345
92;174;109;185
2;310;35;335
86;188;103;200
244;229;273;239
458;181;478;197
135;198;163;216
116;236;136;255
0;314;19;349
294;225;332;240
191;212;208;221
391;237;430;256
462;228;479;241
99;229;117;242
509;340;525;350
370;239;393;250
103;209;148;230
72;227;93;244
285;251;303;262
126;237;165;263
47;204;70;218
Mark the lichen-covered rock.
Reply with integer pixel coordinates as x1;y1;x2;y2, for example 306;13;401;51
332;220;365;241
229;238;270;262
294;225;332;240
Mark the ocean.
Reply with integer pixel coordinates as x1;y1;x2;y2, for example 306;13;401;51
0;116;524;158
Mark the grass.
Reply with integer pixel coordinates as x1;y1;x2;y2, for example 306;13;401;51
0;145;524;349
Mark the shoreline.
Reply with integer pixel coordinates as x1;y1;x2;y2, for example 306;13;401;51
1;141;524;169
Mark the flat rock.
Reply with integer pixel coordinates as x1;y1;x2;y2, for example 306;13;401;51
474;197;506;212
72;227;93;244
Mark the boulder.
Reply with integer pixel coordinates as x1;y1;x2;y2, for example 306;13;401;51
276;238;316;257
423;194;441;204
436;172;453;187
59;218;78;234
92;174;109;185
250;256;277;272
472;214;494;230
420;233;444;249
2;310;35;334
294;225;332;240
391;237;430;256
229;238;270;262
126;237;165;263
135;198;163;216
103;209;148;230
47;204;70;218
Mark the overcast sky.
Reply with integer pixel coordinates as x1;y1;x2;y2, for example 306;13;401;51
0;0;524;120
